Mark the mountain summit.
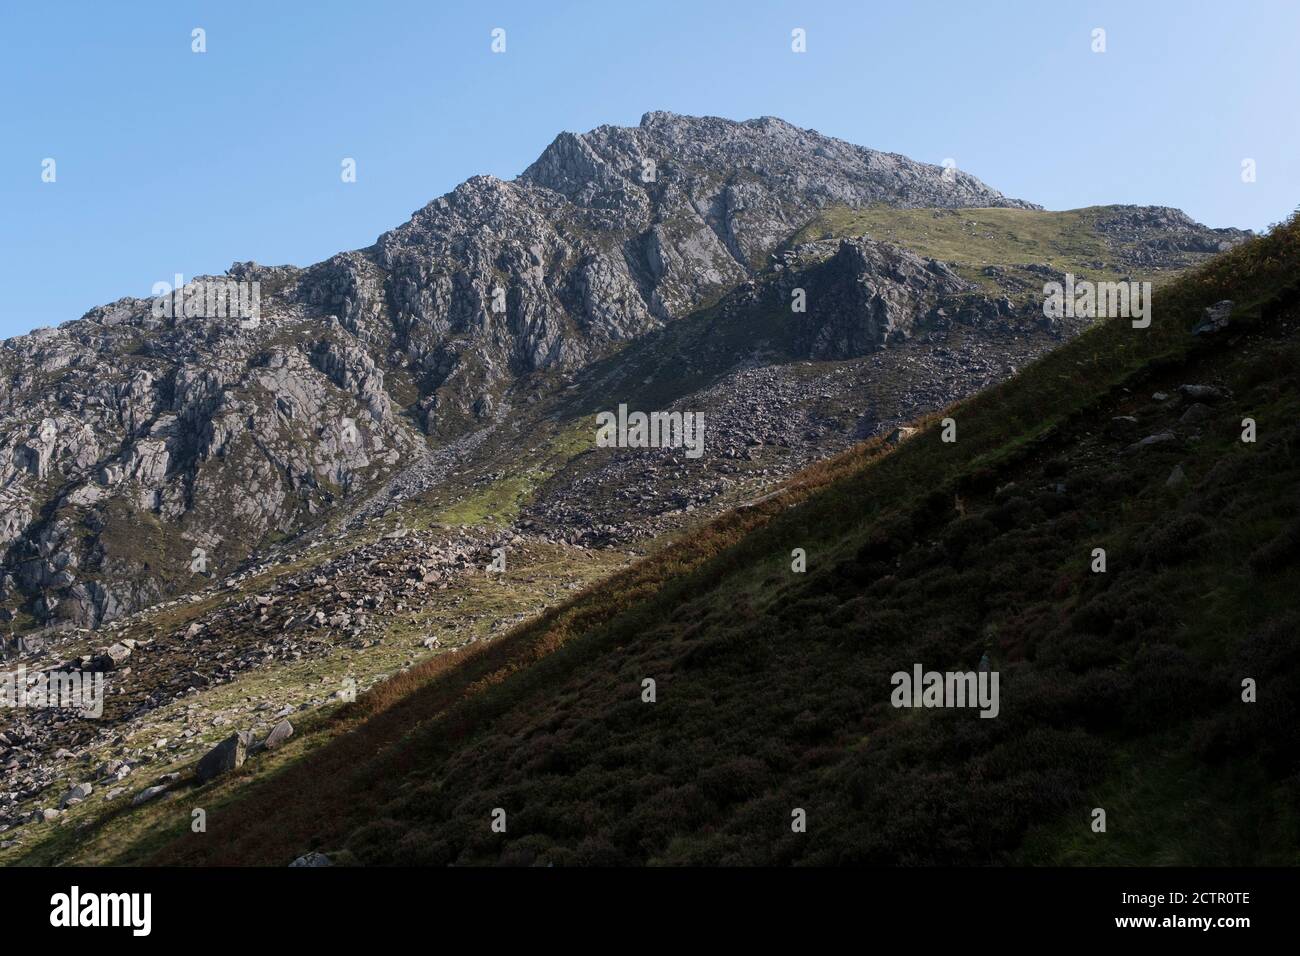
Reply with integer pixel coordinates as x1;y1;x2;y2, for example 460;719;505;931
0;114;1242;637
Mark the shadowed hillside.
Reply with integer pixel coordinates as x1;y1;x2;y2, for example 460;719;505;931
88;211;1300;868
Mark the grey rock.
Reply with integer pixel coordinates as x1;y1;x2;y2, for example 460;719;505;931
1179;384;1226;402
789;238;971;357
1107;416;1140;438
99;759;132;781
261;719;294;751
88;642;132;672
1192;299;1234;335
59;782;93;808
1126;431;1178;453
1091;210;1250;266
195;731;253;783
131;785;169;806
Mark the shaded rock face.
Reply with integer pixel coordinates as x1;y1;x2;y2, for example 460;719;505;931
703;232;1000;363
788;238;971;357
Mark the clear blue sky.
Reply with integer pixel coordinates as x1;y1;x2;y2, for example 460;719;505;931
1;0;1295;338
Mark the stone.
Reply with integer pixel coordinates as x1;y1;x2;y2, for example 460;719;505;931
1106;416;1140;438
195;731;253;783
99;759;131;780
261;719;294;751
89;642;132;672
59;783;93;808
289;851;333;867
132;785;169;806
1125;431;1178;453
1178;384;1225;402
1192;299;1233;335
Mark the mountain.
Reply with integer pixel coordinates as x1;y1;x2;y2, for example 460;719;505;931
0;113;1257;862
0;114;1244;636
135;211;1300;866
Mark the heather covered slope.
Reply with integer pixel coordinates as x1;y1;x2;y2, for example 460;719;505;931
119;213;1300;867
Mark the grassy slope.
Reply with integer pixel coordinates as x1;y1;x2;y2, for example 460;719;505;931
108;212;1300;867
792;204;1196;295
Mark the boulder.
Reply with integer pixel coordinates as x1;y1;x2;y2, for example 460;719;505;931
1178;384;1226;402
59;782;93;808
1106;415;1139;438
196;730;253;783
261;719;294;751
88;642;132;672
1125;431;1177;454
131;785;169;806
1192;299;1233;335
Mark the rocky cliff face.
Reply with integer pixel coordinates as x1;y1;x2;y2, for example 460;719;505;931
774;237;973;357
0;113;1242;634
0;279;422;631
365;112;1036;435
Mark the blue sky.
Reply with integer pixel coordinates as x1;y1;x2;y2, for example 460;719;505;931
1;0;1296;338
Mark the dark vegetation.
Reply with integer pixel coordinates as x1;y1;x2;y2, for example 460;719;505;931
135;213;1300;866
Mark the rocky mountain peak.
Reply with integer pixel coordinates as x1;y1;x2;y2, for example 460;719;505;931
520;112;1037;214
0;112;1239;637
